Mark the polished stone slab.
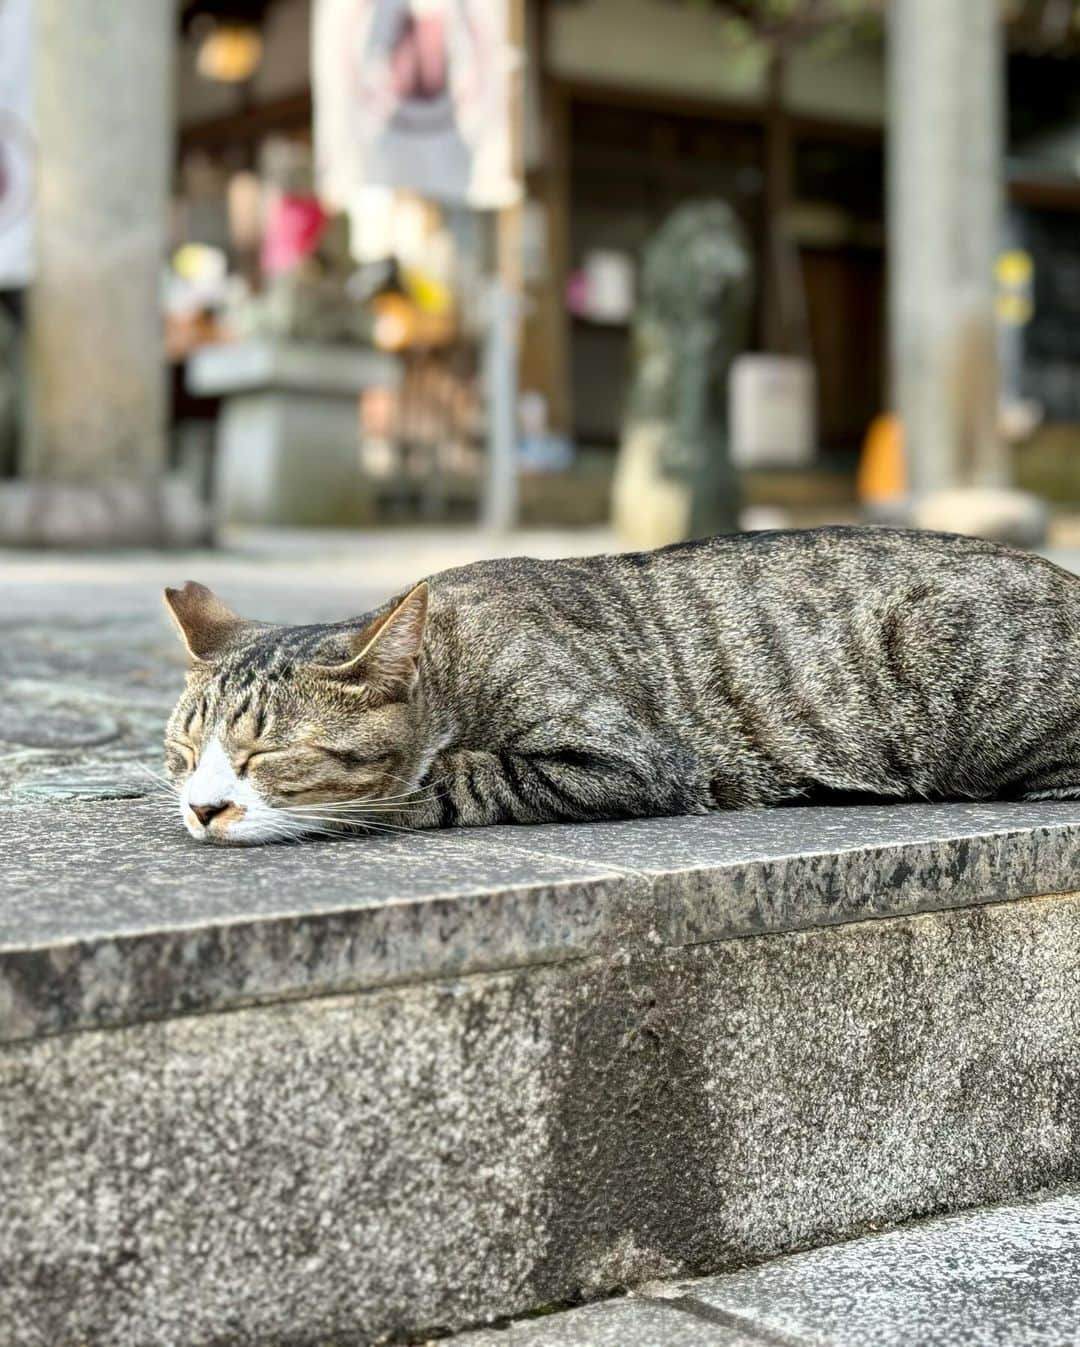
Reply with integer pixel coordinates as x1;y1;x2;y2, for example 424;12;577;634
6;796;1080;1042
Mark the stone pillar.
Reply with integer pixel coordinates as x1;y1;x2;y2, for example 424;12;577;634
0;0;206;546
887;0;1006;497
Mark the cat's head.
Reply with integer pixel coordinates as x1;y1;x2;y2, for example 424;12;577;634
162;580;431;845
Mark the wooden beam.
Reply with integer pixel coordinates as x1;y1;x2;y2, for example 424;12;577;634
553;76;883;144
1008;173;1080;212
178;89;312;155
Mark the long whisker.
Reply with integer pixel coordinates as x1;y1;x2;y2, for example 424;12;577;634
282;800;430;815
282;799;439;815
341;820;422;836
352;775;446;800
377;769;445;793
134;762;181;799
281;790;438;806
278;822;343;840
277;810;421;836
260;813;318;843
363;781;444;797
278;810;415;831
134;762;175;787
282;782;446;813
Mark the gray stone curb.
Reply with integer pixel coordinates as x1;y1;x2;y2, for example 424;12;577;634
5;797;1080;1043
7;854;1080;1344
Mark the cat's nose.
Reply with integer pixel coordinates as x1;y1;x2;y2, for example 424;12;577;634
191;801;229;827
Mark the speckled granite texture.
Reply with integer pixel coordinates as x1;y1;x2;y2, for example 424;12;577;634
451;1191;1080;1346
450;1297;762;1345
6;796;1080;1042
5;892;1080;1346
667;1189;1080;1347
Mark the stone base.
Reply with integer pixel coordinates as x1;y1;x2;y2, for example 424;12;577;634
213;389;378;528
5;889;1080;1345
187;339;400;529
0;479;212;548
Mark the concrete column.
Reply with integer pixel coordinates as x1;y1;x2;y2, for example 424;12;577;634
887;0;1007;497
0;0;205;545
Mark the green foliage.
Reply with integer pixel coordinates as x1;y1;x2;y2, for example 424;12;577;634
671;0;1080;55
660;0;884;52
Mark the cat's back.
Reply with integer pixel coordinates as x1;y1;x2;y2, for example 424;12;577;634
617;525;1080;683
428;526;1080;736
424;527;1080;803
623;524;1070;603
430;525;1077;632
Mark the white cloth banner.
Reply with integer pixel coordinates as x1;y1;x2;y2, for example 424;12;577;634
0;0;34;287
313;0;518;213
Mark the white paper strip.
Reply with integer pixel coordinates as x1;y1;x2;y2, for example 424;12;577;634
0;0;34;288
314;0;519;213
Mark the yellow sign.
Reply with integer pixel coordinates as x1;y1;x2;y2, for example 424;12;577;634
995;249;1034;326
996;293;1033;326
995;249;1034;290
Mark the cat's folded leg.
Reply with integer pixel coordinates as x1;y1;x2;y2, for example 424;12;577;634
1012;776;1080;801
405;745;682;829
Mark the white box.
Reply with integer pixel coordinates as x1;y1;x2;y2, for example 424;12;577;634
730;354;817;469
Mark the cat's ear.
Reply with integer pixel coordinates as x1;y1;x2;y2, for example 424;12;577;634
321;583;429;698
163;581;250;663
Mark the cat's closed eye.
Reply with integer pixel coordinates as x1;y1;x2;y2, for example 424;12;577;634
317;747;391;770
246;746;395;804
236;747;289;776
165;740;195;773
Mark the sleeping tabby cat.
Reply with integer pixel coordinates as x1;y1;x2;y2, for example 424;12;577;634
164;526;1080;845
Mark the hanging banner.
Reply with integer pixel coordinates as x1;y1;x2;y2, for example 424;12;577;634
0;0;34;288
313;0;519;212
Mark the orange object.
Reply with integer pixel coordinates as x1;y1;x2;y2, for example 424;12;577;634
857;413;906;504
372;292;454;352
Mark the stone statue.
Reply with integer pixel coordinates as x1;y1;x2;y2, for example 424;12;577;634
225;140;374;347
226;240;376;347
613;200;753;547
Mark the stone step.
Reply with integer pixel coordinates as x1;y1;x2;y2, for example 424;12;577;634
7;796;1080;1041
5;800;1080;1345
448;1189;1080;1346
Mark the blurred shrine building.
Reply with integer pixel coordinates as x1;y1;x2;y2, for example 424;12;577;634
114;1;1080;524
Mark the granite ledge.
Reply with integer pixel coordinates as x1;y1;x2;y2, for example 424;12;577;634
448;1189;1080;1347
4;796;1080;1045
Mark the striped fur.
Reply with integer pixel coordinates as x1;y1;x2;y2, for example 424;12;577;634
165;527;1080;843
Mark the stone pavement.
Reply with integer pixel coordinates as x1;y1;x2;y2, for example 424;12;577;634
0;527;615;803
449;1188;1080;1346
